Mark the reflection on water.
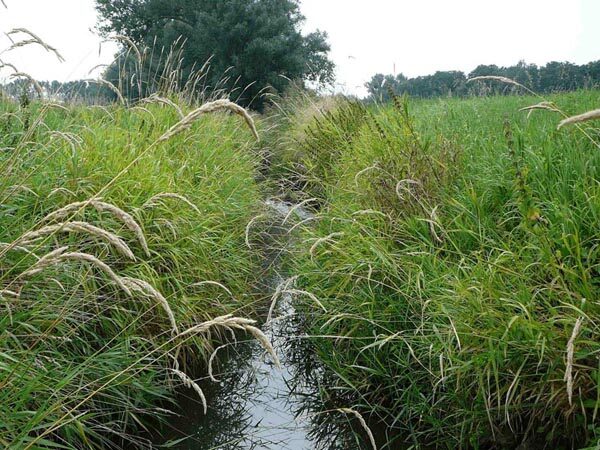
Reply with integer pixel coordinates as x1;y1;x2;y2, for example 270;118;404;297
159;201;379;449
161;291;372;449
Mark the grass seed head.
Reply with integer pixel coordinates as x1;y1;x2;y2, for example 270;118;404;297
558;108;600;129
7;28;65;62
142;94;184;119
143;192;201;215
18;221;136;261
171;369;207;414
337;408;377;450
158;99;259;142
564;317;584;406
121;277;179;336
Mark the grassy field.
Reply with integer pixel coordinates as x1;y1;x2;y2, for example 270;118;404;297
272;89;600;449
0;98;269;449
2;77;599;450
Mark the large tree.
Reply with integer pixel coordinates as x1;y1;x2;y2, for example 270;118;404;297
95;0;334;109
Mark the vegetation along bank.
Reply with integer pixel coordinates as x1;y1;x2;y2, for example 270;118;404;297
265;87;600;449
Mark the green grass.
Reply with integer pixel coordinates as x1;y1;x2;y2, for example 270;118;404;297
0;99;264;449
3;83;599;449
276;90;600;448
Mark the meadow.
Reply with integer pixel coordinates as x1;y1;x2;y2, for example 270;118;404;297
268;88;600;449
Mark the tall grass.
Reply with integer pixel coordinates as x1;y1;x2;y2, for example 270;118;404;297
0;31;277;449
274;89;600;448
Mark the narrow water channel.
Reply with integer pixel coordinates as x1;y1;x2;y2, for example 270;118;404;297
158;200;379;449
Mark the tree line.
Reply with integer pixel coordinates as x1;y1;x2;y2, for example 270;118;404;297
365;60;600;102
3;0;598;108
1;79;114;104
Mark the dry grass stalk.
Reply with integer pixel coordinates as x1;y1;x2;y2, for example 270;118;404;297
111;35;142;63
309;232;344;258
43;200;149;256
267;276;298;323
21;251;132;296
92;201;150;256
85;79;126;105
89;105;115;120
0;61;18;73
286;216;319;234
154;218;178;239
5;185;38;197
558;109;600;129
191;281;234;298
564;316;584;406
337;408;377;450
48;131;83;152
6;28;65;62
427;205;444;244
61;253;126;292
121;277;179;335
0;288;17;324
20;246;69;277
171;369;207;414
48;187;76;198
208;343;229;382
87;64;108;76
177;314;279;367
18;221;136;261
0;289;19;298
177;314;254;338
395;179;421;201
352;209;387;218
467;75;532;94
43;102;69;112
354;164;380;186
245;214;268;248
142;94;184;119
281;288;327;313
143;192;201;214
0;242;40;259
157;99;259;143
519;101;561;115
130;106;156;120
280;198;317;225
244;325;281;368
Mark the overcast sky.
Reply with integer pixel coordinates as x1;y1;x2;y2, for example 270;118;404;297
0;0;598;97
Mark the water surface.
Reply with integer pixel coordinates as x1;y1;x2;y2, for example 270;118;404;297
159;201;380;449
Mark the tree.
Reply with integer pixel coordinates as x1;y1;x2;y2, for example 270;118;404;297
95;0;334;109
364;73;407;102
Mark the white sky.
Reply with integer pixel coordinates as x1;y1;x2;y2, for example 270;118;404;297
0;0;598;97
